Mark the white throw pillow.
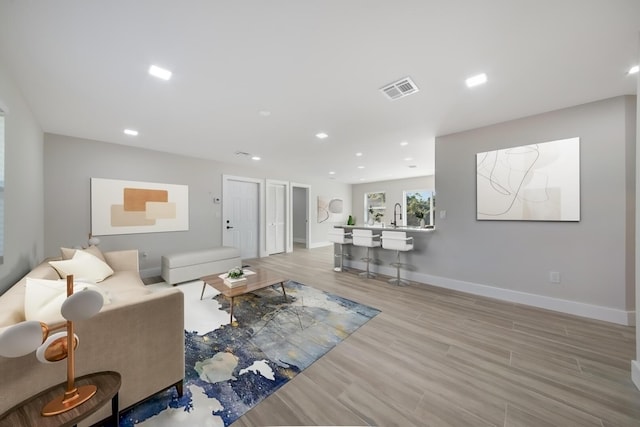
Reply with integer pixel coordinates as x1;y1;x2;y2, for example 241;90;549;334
49;249;114;283
24;277;111;324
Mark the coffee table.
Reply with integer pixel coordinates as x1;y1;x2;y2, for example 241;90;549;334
200;268;289;325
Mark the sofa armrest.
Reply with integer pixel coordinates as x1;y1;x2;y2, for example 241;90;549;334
103;249;139;272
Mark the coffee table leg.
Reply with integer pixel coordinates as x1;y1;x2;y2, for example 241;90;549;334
200;282;206;300
229;296;235;325
280;282;288;302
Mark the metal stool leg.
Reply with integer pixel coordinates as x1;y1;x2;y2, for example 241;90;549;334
388;250;409;286
358;247;377;279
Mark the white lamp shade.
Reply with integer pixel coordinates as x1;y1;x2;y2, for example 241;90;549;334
88;236;101;246
36;331;79;363
0;320;43;358
61;289;104;321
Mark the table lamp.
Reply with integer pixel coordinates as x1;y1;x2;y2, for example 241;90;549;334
0;275;104;416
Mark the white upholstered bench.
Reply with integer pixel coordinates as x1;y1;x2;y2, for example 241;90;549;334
161;247;242;285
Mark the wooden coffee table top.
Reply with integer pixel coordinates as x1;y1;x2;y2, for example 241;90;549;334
201;267;288;297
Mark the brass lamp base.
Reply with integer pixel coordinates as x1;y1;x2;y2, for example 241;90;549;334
41;384;98;416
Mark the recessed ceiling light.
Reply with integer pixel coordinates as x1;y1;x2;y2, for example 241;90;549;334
629;65;639;75
359;178;365;181
400;141;409;146
466;73;487;88
357;166;365;169
259;110;271;117
315;132;329;139
404;157;413;161
149;65;172;81
329;171;336;175
355;152;363;157
124;129;138;136
251;156;261;161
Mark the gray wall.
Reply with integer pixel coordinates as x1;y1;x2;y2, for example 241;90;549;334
0;62;44;293
43;133;350;275
432;95;635;316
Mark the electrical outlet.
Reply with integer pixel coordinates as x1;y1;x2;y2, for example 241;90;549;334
549;271;561;283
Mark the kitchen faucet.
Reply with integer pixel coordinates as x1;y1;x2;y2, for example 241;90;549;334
391;203;402;228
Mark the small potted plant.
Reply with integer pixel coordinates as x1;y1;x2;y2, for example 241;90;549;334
415;211;425;227
227;266;244;279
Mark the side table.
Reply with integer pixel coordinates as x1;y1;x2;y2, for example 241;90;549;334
0;371;121;427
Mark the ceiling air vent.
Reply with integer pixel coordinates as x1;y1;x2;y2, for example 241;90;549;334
380;77;419;100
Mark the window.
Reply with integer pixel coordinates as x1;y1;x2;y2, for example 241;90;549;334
404;190;434;227
365;191;386;223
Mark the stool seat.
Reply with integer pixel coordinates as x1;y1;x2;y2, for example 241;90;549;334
328;228;352;272
382;231;414;285
352;229;381;278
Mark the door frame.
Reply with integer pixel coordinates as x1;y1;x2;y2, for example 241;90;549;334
222;174;266;258
266;179;290;255
289;182;310;252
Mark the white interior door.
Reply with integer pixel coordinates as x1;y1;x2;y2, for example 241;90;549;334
222;176;259;259
266;181;287;254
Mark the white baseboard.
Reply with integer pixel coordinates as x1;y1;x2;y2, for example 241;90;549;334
632;360;640;391
345;260;634;326
309;241;333;249
293;238;307;244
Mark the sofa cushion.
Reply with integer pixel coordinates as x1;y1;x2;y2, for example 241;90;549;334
101;271;150;304
24;277;111;324
61;245;107;263
49;250;114;283
162;247;241;268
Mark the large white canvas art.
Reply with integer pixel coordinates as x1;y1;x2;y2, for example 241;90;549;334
91;178;189;235
476;137;580;221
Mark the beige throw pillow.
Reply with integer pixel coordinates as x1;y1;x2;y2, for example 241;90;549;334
49;249;114;283
24;277;111;324
60;245;106;262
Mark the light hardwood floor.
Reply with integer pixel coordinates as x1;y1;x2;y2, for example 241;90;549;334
232;244;639;427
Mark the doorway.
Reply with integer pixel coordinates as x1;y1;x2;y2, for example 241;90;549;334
222;175;261;259
290;183;310;251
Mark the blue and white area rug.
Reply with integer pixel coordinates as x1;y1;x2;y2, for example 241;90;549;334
120;279;380;426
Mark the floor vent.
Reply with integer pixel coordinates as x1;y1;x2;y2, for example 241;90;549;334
380;77;419;100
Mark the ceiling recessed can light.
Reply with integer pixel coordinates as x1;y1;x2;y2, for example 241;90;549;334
400;141;409;146
466;73;487;88
355;152;363;157
629;65;639;75
124;129;138;136
315;132;329;139
404;157;413;161
149;65;172;81
329;171;336;175
357;166;365;169
251;156;261;161
258;110;271;117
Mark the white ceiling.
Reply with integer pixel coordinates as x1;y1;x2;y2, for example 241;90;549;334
0;1;638;184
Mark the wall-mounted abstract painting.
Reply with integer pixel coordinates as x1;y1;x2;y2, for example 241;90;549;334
91;178;189;235
317;196;345;223
476;137;580;221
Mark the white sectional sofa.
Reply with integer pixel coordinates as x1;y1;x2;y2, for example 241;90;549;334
0;247;185;426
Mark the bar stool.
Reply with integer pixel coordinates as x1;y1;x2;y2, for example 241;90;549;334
352;229;381;278
382;231;414;286
328;228;352;272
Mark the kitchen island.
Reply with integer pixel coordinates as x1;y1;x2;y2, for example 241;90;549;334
332;225;435;281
